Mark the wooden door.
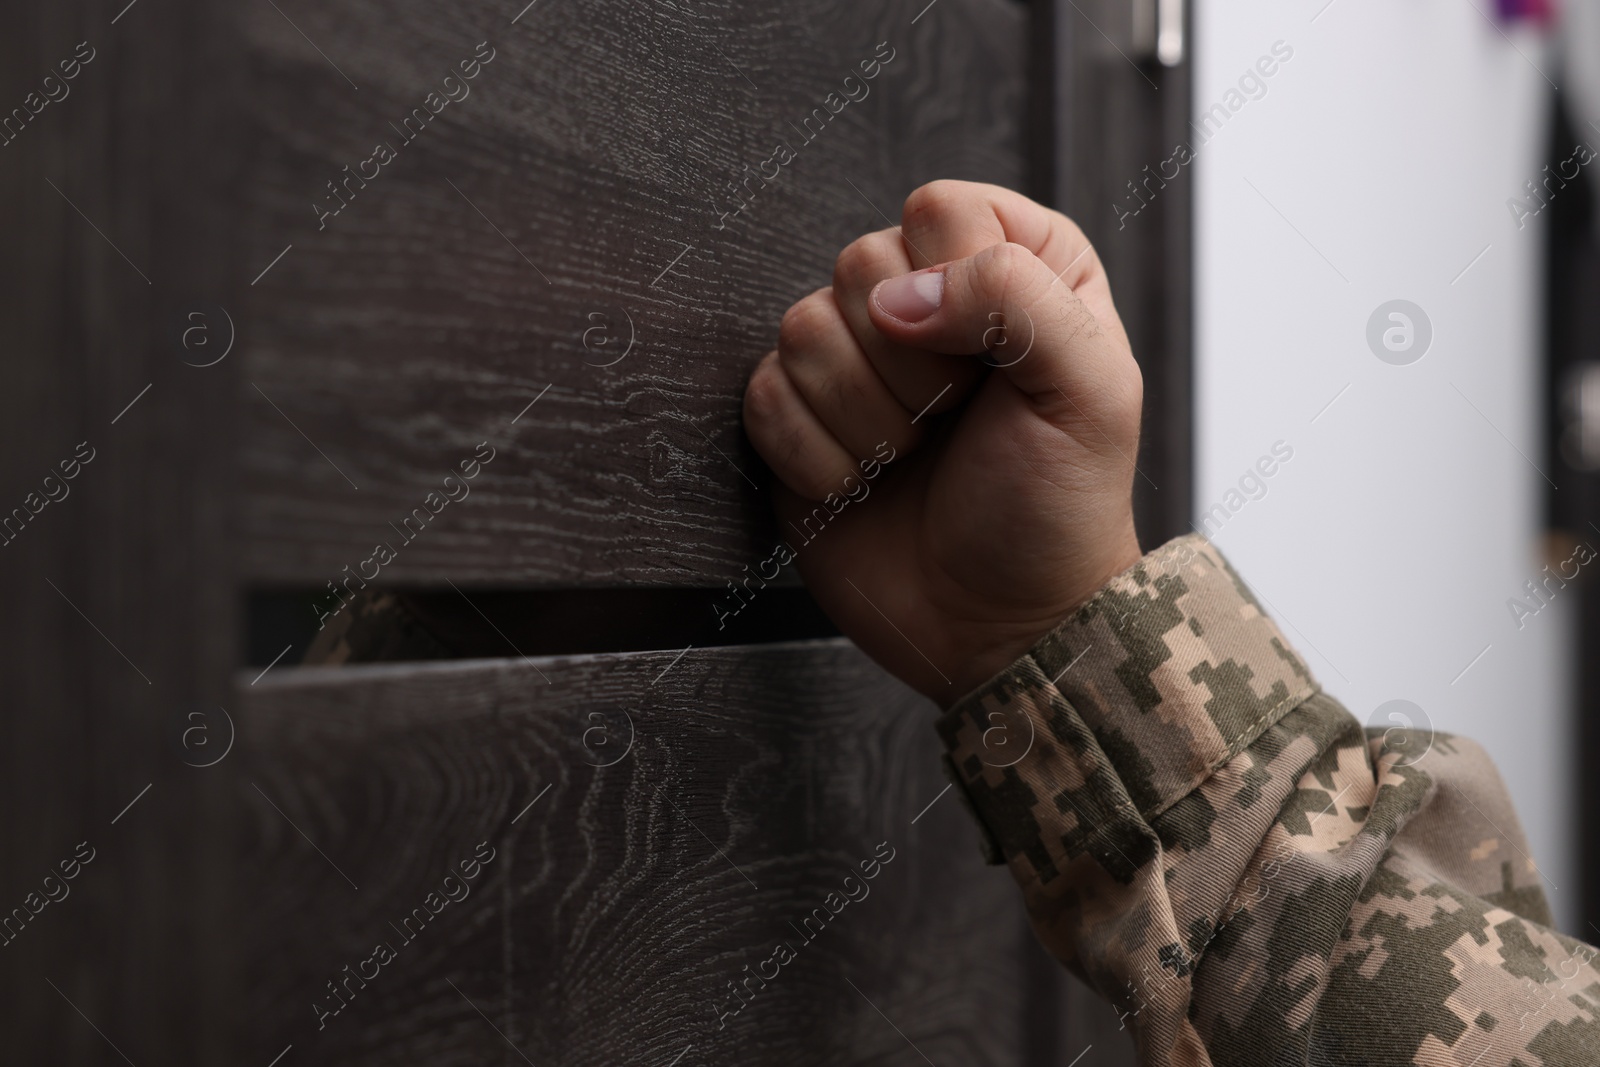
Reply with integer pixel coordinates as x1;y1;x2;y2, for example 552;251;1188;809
235;0;1066;1063
1;0;1187;1061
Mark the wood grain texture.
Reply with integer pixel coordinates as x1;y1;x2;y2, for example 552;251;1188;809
238;639;1049;1065
238;0;1028;586
0;0;242;1062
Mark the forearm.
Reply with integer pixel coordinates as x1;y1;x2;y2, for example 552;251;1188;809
938;535;1599;1066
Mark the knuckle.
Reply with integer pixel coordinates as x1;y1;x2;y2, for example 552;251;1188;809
822;369;884;437
833;231;901;295
1051;209;1090;250
973;241;1042;304
743;352;787;422
989;240;1034;273
901;179;974;233
742;355;847;502
777;289;837;357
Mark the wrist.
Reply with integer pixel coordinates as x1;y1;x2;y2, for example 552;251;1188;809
942;532;1143;707
946;632;1056;708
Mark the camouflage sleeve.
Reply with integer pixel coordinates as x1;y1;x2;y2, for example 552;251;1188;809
936;534;1600;1066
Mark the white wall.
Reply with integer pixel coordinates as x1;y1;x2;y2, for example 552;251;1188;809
1193;0;1576;929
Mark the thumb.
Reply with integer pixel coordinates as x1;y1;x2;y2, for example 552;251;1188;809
866;241;1136;406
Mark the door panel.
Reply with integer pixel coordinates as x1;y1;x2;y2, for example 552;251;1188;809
0;1;241;1062
1041;0;1193;546
239;0;1028;586
0;0;1185;1060
239;640;1049;1064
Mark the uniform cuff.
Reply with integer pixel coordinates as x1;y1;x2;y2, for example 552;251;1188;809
934;535;1318;875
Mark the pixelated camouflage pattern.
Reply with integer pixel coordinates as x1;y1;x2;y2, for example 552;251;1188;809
937;534;1599;1066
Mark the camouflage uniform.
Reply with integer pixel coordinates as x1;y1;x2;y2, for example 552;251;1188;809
938;535;1600;1066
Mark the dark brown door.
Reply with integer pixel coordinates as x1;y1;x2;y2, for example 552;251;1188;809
0;0;1186;1061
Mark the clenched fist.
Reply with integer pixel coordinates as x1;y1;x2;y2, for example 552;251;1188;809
742;181;1145;703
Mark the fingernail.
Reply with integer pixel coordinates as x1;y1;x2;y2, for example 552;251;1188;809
873;270;944;323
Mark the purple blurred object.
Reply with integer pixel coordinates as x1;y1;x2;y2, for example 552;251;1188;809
1497;0;1555;22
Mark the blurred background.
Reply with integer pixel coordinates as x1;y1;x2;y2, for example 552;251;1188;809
1194;0;1593;935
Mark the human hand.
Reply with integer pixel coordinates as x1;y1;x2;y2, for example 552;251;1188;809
741;181;1145;703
